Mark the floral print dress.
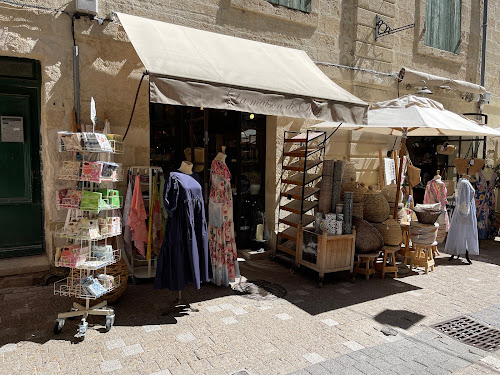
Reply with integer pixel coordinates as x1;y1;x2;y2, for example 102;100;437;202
475;171;497;240
423;178;449;243
208;159;240;286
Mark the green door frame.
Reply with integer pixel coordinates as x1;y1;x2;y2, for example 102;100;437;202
0;56;44;258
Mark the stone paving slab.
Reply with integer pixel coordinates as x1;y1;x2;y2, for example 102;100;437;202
0;242;500;374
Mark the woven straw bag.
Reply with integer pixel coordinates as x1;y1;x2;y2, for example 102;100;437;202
376;216;402;246
410;221;438;245
454;158;485;176
352;217;384;254
341;178;366;203
407;157;421;187
362;186;390;223
436;144;456;155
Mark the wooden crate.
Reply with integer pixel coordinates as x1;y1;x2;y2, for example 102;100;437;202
295;225;356;285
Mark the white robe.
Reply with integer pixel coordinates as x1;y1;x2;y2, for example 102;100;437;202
445;179;479;255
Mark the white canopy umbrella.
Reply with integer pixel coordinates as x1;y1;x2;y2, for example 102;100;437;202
313;95;500;216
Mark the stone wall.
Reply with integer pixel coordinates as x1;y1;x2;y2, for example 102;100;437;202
0;0;498;263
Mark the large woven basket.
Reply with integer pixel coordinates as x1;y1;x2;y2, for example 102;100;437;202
376;216;402;246
413;203;441;224
363;186;390;223
381;182;402;203
341;178;366;203
454;158;485;176
353;203;363;218
410;221;438;245
352;217;384;254
73;258;128;305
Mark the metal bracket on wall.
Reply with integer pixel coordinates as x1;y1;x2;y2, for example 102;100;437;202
375;15;415;41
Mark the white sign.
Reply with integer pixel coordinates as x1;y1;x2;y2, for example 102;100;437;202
90;97;96;128
1;116;24;143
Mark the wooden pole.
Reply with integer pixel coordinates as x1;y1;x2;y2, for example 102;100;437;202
378;148;384;189
394;133;407;218
393;150;399;185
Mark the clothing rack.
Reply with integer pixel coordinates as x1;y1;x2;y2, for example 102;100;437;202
124;166;163;282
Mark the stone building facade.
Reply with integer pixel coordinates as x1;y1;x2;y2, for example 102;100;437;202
0;0;498;280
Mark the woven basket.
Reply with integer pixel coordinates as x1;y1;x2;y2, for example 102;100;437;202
436;144;456;155
362;186;390;223
73;258;128;305
410;221;438;245
413;203;441;224
341;178;366;203
353;203;363;219
352;216;384;254
381;182;402;203
407;163;421;187
376;216;402;246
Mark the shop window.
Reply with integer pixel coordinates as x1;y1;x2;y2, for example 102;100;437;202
266;0;311;13
424;0;461;54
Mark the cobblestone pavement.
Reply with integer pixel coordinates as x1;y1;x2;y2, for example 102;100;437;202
1;241;499;375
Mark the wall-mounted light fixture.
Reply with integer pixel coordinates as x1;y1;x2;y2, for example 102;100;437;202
416;80;432;95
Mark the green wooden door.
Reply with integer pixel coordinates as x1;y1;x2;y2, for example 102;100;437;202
0;58;43;258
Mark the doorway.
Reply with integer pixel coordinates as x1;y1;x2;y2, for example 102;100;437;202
150;105;266;248
0;57;44;258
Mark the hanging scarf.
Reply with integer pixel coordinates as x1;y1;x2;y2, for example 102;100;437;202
127;175;148;257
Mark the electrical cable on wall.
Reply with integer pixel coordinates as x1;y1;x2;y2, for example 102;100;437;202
123;73;146;141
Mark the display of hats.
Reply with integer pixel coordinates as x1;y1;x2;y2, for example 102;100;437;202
453;158;485;176
184;147;205;172
436;144;456;155
340;177;366;203
352;217;384;254
376;216;402;246
362;186;390;223
410;221;439;245
413;203;441;224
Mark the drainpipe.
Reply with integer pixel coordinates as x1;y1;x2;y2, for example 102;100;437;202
479;0;488;159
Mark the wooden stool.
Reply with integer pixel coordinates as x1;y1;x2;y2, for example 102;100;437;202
399;222;412;265
410;242;436;274
354;252;378;280
375;245;399;279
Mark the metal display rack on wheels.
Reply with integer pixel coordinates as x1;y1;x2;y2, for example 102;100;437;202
53;131;124;339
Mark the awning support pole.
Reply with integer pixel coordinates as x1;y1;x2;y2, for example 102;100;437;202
394;130;408;218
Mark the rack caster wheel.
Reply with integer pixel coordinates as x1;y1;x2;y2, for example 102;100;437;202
105;314;115;332
53;318;65;334
76;319;88;338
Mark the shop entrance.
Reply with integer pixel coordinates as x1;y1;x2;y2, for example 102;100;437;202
150;105;266;248
0;57;44;258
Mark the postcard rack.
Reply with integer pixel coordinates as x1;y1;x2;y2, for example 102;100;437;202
53;131;123;339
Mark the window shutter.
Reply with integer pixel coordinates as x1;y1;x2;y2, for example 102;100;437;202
425;0;461;54
267;0;311;13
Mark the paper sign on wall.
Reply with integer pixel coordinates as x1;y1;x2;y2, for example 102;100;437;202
1;116;24;143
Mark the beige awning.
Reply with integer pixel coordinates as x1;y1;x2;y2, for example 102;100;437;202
399;67;486;94
116;12;367;124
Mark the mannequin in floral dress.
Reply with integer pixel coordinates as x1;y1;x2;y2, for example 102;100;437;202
208;151;240;286
475;169;497;240
423;170;449;243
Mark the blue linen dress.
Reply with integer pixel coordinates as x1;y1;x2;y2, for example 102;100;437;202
444;178;479;256
155;172;210;291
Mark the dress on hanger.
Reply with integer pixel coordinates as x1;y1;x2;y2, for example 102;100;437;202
423;177;449;243
475;171;497;240
127;175;148;257
445;178;479;256
123;173;134;254
208;159;240;286
155;172;210;291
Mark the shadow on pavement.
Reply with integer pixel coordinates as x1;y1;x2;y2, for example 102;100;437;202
373;309;425;329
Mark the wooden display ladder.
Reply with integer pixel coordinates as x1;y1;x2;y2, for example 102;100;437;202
274;130;326;262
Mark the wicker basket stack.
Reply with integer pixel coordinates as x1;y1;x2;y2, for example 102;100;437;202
341;178;366;202
410;221;438;245
362;186;390;223
353;203;364;219
352;216;384;254
381;182;402;203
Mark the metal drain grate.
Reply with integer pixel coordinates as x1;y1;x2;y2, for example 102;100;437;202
432;316;500;351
